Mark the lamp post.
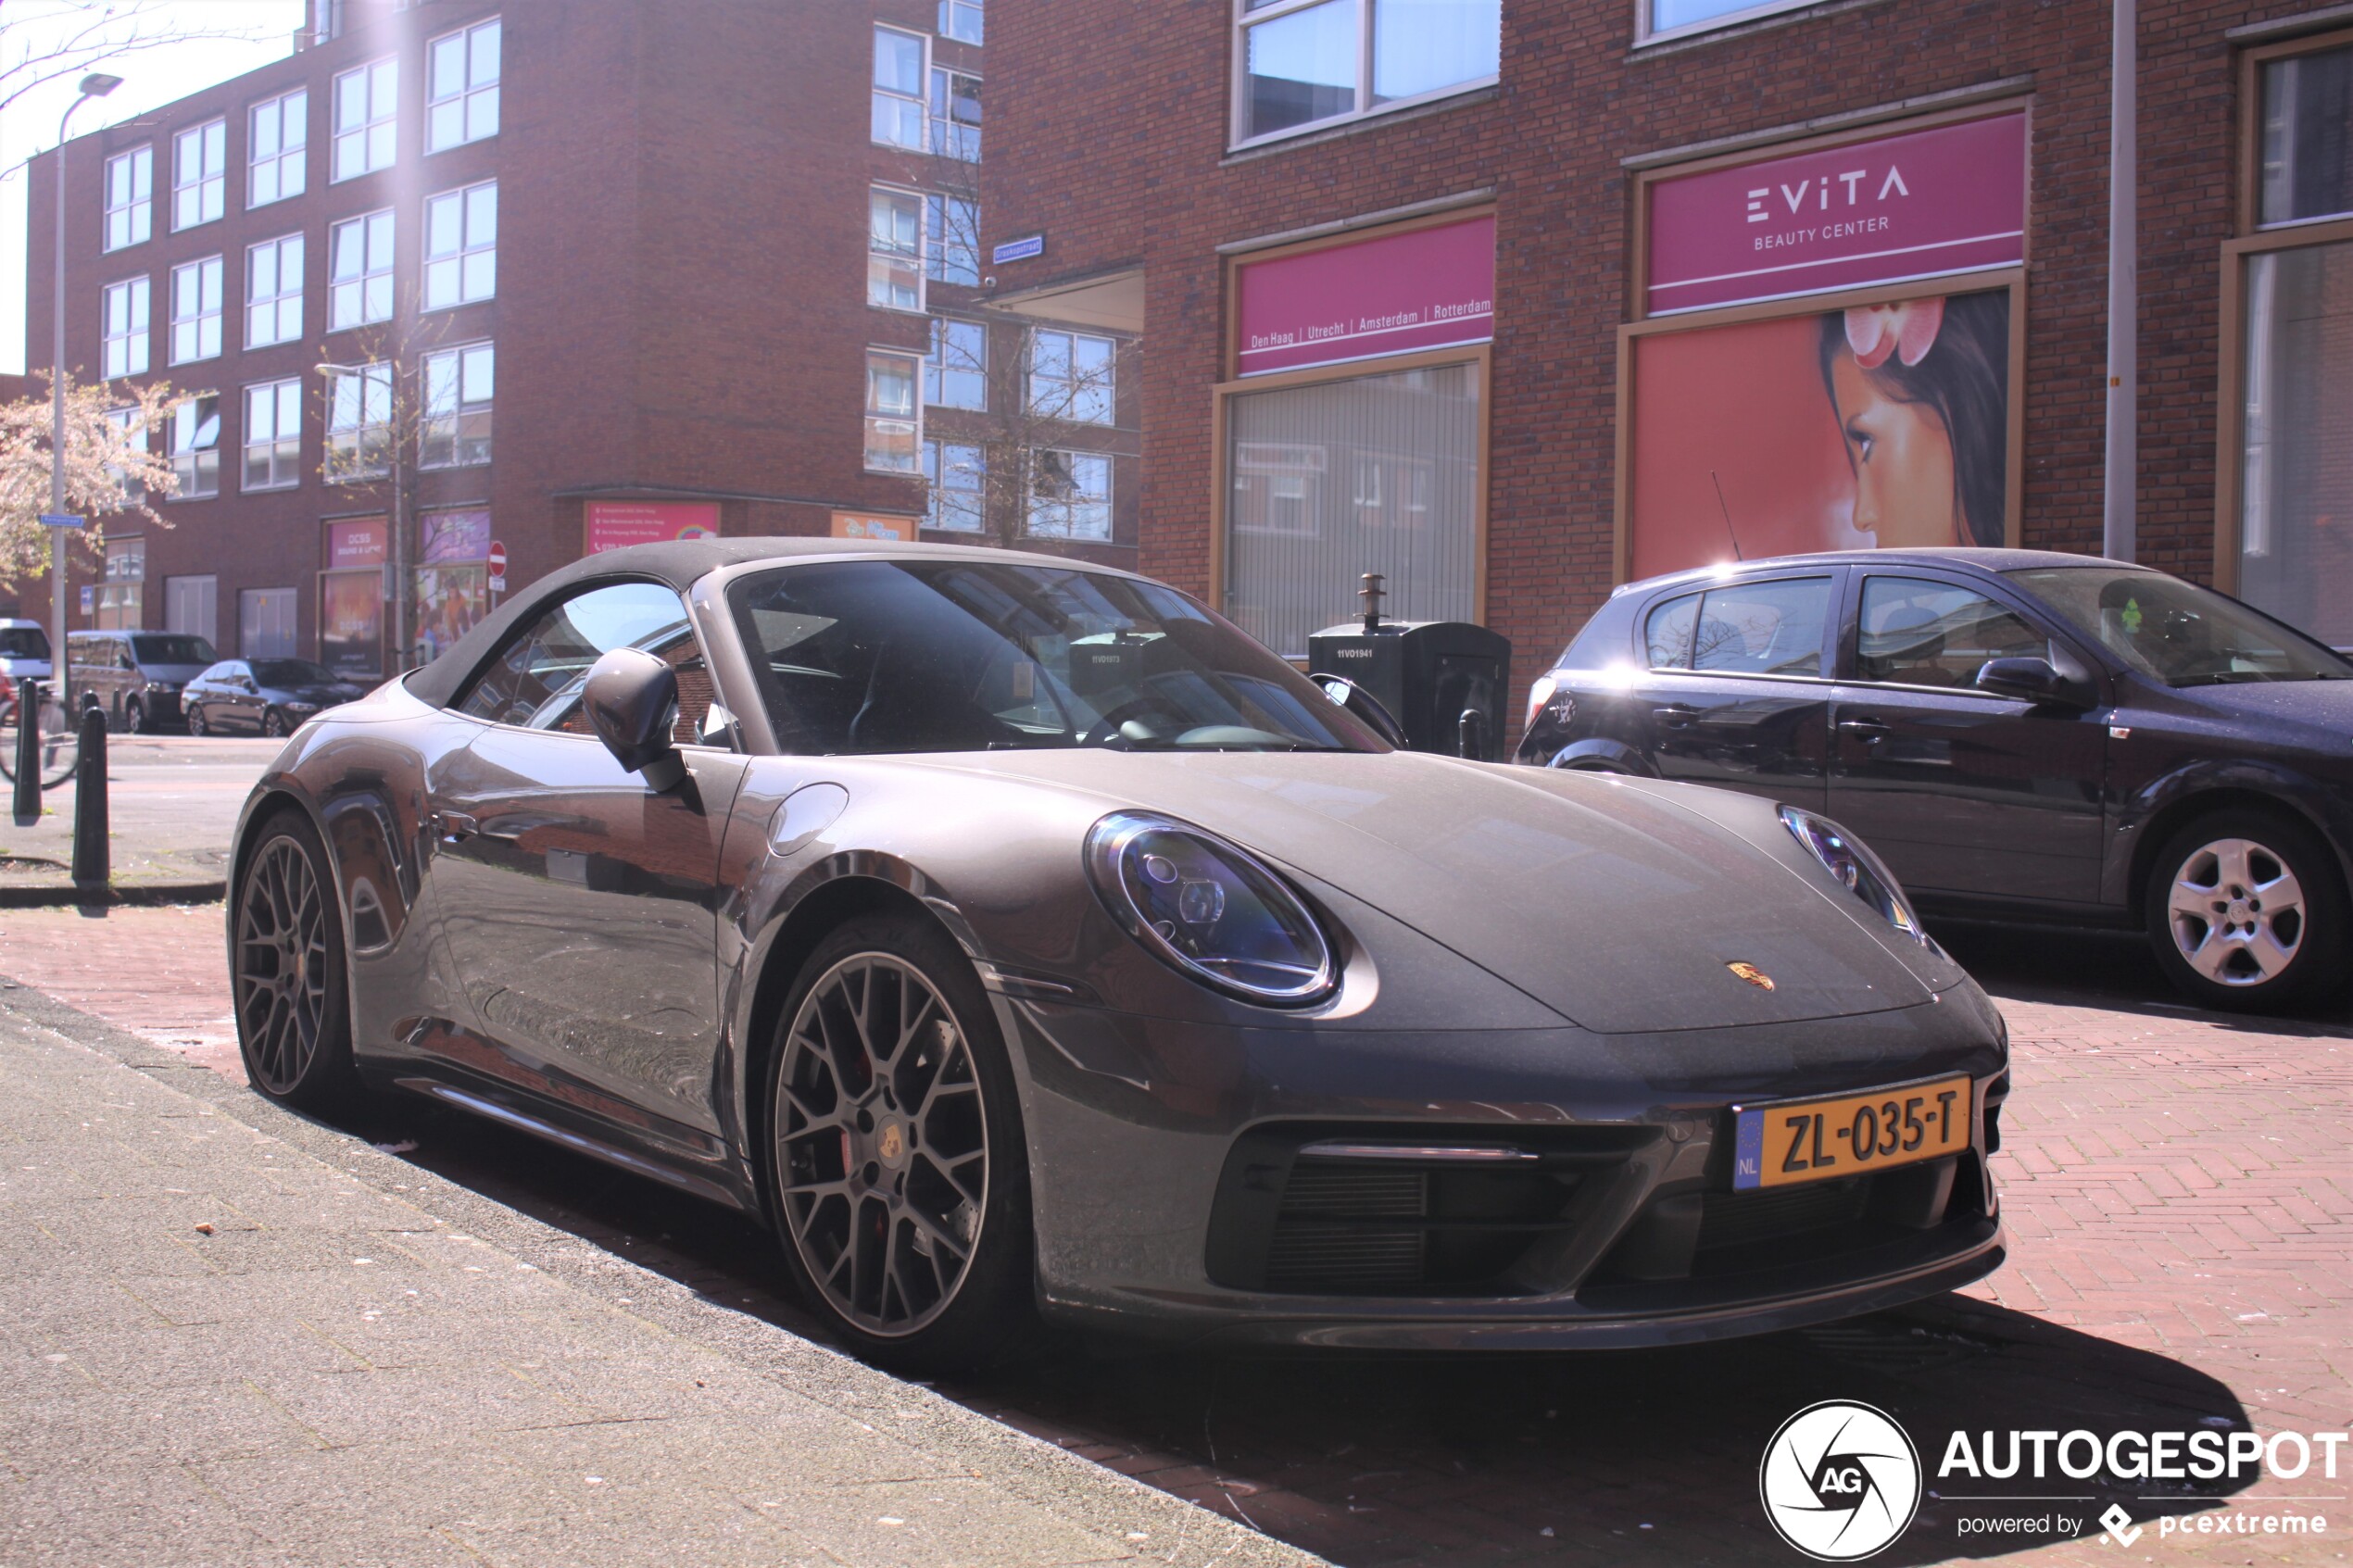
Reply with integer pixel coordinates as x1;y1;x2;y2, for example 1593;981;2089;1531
51;71;123;718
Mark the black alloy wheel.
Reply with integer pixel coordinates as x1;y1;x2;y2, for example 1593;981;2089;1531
764;912;1034;1370
233;811;361;1109
262;708;291;738
125;698;146;734
2146;809;2348;1013
187;704;210;737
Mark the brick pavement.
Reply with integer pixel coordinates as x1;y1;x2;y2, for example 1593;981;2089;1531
3;909;2348;1564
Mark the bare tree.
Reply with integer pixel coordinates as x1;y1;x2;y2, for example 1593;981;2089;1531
0;1;283;126
0;370;177;586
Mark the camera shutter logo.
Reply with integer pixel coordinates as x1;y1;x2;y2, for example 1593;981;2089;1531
1758;1400;1922;1561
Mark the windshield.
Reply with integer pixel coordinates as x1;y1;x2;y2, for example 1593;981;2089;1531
252;659;338;688
131;634;218;667
2007;567;2351;688
730;559;1389;755
0;627;49;659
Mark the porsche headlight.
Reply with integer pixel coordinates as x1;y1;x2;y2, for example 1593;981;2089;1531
1780;806;1930;944
1086;812;1336;1005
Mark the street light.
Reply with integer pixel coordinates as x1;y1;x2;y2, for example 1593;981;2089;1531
50;71;123;719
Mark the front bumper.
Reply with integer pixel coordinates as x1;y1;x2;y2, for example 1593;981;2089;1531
998;985;2008;1350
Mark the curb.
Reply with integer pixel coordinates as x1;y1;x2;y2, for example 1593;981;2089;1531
0;879;226;909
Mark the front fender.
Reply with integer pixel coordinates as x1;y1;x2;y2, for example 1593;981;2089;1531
2107;757;2353;909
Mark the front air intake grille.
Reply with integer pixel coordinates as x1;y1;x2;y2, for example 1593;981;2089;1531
1696;1176;1871;1256
1263;1167;1430;1292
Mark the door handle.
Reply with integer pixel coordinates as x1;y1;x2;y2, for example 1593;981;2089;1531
426;809;478;844
1653;703;1698;729
1837;717;1890;744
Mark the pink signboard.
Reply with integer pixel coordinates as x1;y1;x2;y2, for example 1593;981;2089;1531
1646;111;2026;315
1234;216;1495;378
325;517;387;570
585;500;722;555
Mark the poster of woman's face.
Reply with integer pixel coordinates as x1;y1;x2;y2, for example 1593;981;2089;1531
1628;289;2010;581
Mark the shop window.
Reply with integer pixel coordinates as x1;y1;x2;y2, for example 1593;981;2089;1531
171;395;220;499
244;378;303;491
423;181;497;310
1226;360;1478;659
873;27;926;150
869;186;925;312
925;440;986;532
925;194;980;284
327;363;394;480
330;209;396;330
930;69;980;161
172;119;225;231
427;17;500;153
1026;449;1111;539
2259;41;2352;227
925;318;987;408
2238;240;2353;646
249;90;308;207
1028;330;1114;424
104;146;151;251
246;233;304;347
333;56;398;182
865;349;922;472
240;587;297;659
938;0;983;44
170;258;221;366
1237;0;1497;145
422;342;495;468
102;277;149;379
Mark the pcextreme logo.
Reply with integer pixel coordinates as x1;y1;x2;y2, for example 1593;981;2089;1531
1759;1401;1923;1561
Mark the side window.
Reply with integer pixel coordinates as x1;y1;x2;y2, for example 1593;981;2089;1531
454;581;716;743
1857;577;2047;688
1643;592;1700;669
1690;577;1832;677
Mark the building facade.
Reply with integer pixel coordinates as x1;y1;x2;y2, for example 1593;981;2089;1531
983;0;2353;692
16;0;1138;679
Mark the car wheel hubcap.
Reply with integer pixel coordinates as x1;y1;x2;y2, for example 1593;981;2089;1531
774;954;987;1337
2166;836;2306;987
235;838;330;1091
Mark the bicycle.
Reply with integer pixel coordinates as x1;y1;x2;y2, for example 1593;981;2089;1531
0;684;82;789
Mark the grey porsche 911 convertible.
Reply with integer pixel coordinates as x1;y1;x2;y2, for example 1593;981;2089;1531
228;538;2008;1367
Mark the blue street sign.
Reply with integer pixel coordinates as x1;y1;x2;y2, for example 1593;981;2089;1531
991;234;1044;264
38;513;85;530
79;586;94;613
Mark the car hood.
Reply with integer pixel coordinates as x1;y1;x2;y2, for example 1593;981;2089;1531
2160;676;2353;755
918;748;1940;1033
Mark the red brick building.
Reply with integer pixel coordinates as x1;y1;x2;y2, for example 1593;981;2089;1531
982;0;2353;690
15;0;1137;681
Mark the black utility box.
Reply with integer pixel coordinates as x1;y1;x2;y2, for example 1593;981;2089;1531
1308;619;1512;759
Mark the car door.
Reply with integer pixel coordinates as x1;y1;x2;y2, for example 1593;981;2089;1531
1827;571;2108;905
1620;571;1841;809
210;661;250;729
424;579;750;1142
232;666;266;730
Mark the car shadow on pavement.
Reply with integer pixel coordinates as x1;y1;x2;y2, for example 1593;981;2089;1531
1934;920;2353;1036
325;1091;2253;1568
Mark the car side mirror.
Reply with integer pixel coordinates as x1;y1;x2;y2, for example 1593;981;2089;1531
1975;652;2095;710
583;647;686;790
1315;675;1409;747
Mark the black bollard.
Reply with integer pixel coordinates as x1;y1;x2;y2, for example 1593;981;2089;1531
1456;707;1490;763
70;705;107;890
11;679;41;826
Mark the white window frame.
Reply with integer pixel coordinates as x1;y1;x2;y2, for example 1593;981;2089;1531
925;317;987;409
924;439;987;532
1636;0;1820;46
868;184;925;313
864;348;923;474
925;192;980;285
872;25;929;150
1228;0;1500;151
929;66;981;161
170;394;220;500
248;89;308;207
332;56;399;182
245;232;305;348
422;180;497;310
1028;328;1116;425
105;406;145;505
101;277;150;379
172;119;226;232
421;340;494;469
938;0;984;44
329;208;396;331
103;146;152;251
242;376;303;492
426;15;501;153
169;257;223;365
1026;449;1114;540
325;362;394;480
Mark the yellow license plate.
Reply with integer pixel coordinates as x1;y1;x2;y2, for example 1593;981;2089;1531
1732;1075;1972;1190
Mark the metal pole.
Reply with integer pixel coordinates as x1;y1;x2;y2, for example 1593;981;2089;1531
2101;0;2138;563
49;77;122;714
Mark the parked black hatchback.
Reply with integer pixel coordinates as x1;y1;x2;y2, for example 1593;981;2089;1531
1516;548;2353;1012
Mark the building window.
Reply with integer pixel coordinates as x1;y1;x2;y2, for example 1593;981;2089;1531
172;119;226;231
329;209;395;330
243;378;302;491
169;257;222;365
104;147;151;251
171;395;220;499
249;90;308;207
924;440;986;532
873;27;927;150
938;0;983;44
424;181;497;310
1028;329;1114;424
326;363;394;479
868;186;924;311
102;277;149;379
106;407;145;505
427;16;500;153
422;341;494;468
864;349;921;472
930;69;980;160
2260;42;2353;227
1236;0;1499;144
925;318;987;409
246;233;304;347
1639;0;1813;44
1027;450;1112;540
333;57;398;182
925;194;980;284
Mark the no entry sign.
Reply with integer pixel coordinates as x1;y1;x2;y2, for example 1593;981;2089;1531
486;540;508;593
